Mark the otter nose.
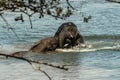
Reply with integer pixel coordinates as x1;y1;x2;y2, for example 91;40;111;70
70;34;73;38
68;32;74;38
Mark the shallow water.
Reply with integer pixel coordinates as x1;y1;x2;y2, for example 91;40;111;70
0;0;120;80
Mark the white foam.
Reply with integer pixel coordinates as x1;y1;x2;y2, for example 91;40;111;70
56;45;120;52
56;48;97;52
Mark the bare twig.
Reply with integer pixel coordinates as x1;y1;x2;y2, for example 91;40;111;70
66;0;75;10
0;53;68;70
106;0;120;3
19;10;34;29
12;10;35;28
28;16;33;29
27;60;52;80
0;53;68;80
0;13;18;37
0;0;75;29
38;67;52;80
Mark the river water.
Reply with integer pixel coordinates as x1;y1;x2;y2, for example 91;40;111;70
0;0;120;80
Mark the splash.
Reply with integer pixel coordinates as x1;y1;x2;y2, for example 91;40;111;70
56;44;120;52
0;35;120;53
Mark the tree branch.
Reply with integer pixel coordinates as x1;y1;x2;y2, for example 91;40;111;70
66;0;75;10
0;53;68;71
38;67;52;80
0;53;68;80
0;13;18;37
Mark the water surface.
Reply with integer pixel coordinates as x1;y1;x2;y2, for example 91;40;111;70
0;0;120;80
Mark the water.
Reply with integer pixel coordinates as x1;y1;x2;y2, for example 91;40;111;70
0;0;120;80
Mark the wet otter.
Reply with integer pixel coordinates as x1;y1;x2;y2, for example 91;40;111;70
29;37;58;53
54;22;86;48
